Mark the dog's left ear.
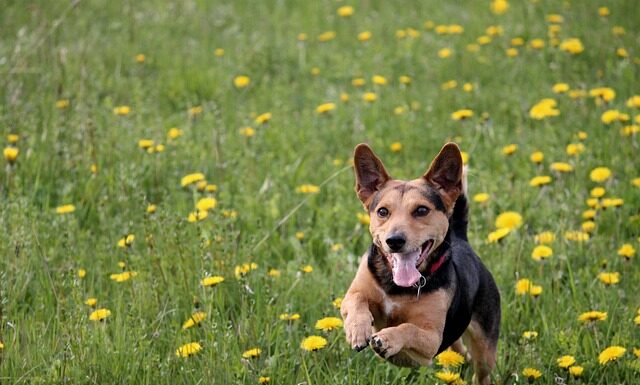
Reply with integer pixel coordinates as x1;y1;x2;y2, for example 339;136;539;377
423;143;463;207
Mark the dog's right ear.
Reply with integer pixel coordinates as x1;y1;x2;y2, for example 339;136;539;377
353;144;390;206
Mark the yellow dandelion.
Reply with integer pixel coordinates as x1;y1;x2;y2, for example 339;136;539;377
487;228;511;243
515;279;532;295
522;330;538;340
357;31;372;42
598;346;626;365
301;336;327;351
490;0;509;15
568;366;583;377
550;162;574;172
535;231;555;244
187;210;208;222
135;54;145;63
315;317;343;331
201;276;224;287
566;143;585;156
557;355;576;369
196;197;217;212
214;48;225;57
117;234;135;248
522;368;542;381
259;377;270;383
267;268;281;277
451;109;473;120
495;211;522;230
85;298;97;307
502;144;518;155
589;167;611;182
181;172;205;187
301;265;313;273
296;184;320;194
110;271;138;282
113;105;131;116
316;102;336;114
362;92;377;102
390;142;402;152
182;311;207;330
239;127;256;137
332;297;343;309
242;348;262;359
55;204;76;214
531;245;553;261
617;244;635;259
255;112;272;125
89;308;111;321
234;75;251;88
436;350;465;368
564;231;590;242
78;268;86;278
598;272;620;285
473;193;490;203
318;31;336;42
434;371;461;384
336;5;354;17
356;212;370;225
559;38;584;54
529;176;552;187
530;151;544;163
578;310;607;322
279;313;301;321
176;342;202;358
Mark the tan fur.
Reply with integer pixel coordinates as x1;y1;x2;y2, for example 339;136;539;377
341;253;452;366
463;320;497;385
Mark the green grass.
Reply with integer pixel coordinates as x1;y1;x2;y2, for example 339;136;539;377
1;0;639;384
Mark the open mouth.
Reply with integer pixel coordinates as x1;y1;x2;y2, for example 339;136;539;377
386;239;435;287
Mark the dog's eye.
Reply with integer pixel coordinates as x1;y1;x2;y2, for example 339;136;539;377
414;206;430;217
377;207;389;218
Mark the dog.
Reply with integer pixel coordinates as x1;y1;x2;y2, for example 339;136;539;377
340;143;501;385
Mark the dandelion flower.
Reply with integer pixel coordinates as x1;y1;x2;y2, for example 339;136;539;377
337;5;354;17
451;109;474;121
434;371;461;383
487;228;511;243
110;271;138;282
188;210;208;222
332;297;343;309
473;193;489;203
146;204;157;214
89;308;111;321
390;142;402;152
531;245;553;261
522;330;538;340
530;151;544;163
56;99;70;109
568;366;583;377
201;276;224;287
617;244;635;259
529;99;560;119
515;279;532;295
553;83;570;93
182;311;207;330
578;310;607;322
557;355;576;368
296;184;320;194
495;211;522;230
566;143;585;156
436;350;465;368
239;127;255;137
315;317;343;331
234;75;250;88
255;112;272;125
490;0;509;15
279;313;301;321
362;92;377;102
550;162;573;172
559;38;584;54
357;31;372;42
181;173;205;187
318;31;336;42
564;231;589;242
589;87;616;102
598;346;625;365
78;268;86;278
85;298;97;307
316;102;336;114
301;265;313;273
502;144;517;155
589;167;611;182
113;106;131;116
176;342;202;358
301;336;327;351
267;268;280;277
522;368;542;381
117;234;135;248
529;176;552;187
242;348;262;359
55;204;76;214
196;197;217;212
168;127;183;139
259;377;270;383
356;212;370;225
598;272;620;285
535;231;555;244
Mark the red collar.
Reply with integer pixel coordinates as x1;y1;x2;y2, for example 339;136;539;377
428;250;449;274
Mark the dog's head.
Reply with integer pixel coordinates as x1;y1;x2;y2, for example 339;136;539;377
353;143;463;287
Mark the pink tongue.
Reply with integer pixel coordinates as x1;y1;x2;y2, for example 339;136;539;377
392;251;421;287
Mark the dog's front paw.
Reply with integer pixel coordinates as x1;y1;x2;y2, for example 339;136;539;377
344;314;373;351
370;330;401;359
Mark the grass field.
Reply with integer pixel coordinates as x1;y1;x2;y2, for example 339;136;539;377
1;0;639;384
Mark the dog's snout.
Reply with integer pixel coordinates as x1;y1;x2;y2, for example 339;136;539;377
385;234;406;252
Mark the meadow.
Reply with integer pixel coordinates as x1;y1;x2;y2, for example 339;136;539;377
1;0;639;384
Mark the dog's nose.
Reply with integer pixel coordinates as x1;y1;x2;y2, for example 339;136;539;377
385;234;406;252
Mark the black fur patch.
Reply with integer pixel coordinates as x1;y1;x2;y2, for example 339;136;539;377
419;186;446;212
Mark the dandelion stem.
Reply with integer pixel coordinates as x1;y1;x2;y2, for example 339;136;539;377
301;354;313;385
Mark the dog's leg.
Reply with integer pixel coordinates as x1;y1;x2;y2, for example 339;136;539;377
462;320;497;385
369;323;442;366
341;292;374;351
451;338;471;361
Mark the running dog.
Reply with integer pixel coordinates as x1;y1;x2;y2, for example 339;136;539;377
341;143;500;385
